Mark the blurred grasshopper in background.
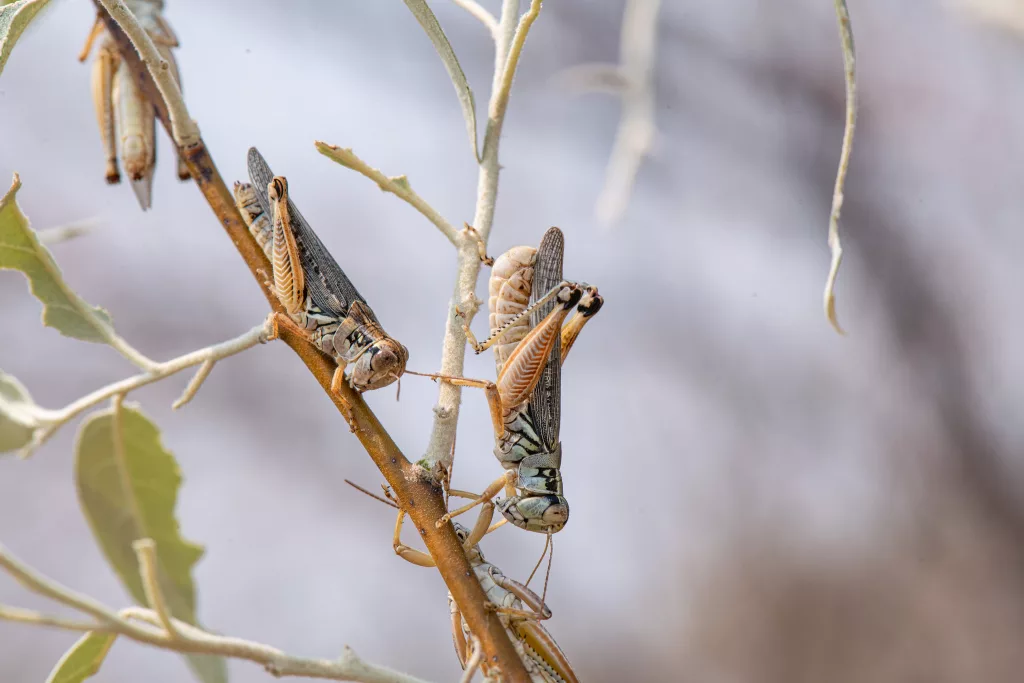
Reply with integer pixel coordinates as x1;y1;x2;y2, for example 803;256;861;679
234;147;409;394
349;479;581;683
79;1;189;210
425;228;603;535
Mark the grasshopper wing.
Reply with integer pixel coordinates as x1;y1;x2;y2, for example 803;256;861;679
528;227;564;450
246;147;373;321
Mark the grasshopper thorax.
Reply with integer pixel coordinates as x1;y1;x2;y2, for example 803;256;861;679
347;337;409;392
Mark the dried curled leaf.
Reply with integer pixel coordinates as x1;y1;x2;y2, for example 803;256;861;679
0;0;53;76
0;369;45;454
46;632;117;683
75;404;227;683
401;0;480;160
0;174;116;343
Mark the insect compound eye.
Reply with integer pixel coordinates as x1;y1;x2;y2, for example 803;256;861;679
268;176;287;200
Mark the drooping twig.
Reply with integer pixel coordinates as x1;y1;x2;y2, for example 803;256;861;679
91;5;532;680
0;541;433;683
825;0;856;334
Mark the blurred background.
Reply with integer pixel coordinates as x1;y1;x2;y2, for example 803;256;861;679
3;0;1024;681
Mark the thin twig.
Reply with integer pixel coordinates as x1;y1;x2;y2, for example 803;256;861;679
422;0;541;474
0;544;433;683
92;6;533;679
133;539;179;639
826;0;856;334
315;142;459;245
0;605;103;632
452;0;499;37
94;0;199;146
19;319;273;458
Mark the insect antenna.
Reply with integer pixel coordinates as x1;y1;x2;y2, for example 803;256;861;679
344;479;399;509
525;533;552;588
540;533;555;607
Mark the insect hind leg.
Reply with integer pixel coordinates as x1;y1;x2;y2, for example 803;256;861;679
465;280;577;355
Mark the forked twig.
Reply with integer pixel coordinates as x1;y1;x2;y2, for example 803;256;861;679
424;0;543;474
18;319;273;458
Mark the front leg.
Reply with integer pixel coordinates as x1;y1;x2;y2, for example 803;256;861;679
436;471;516;529
267;176;306;317
329;365;358;432
392;509;436;568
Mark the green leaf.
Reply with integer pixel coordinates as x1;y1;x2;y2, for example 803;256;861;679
75;404;227;683
0;174;116;343
401;0;480;161
46;632;117;683
0;0;53;76
0;369;44;454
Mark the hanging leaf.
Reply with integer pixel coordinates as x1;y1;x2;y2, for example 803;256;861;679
0;174;116;343
75;404;227;683
401;0;480;160
45;632;117;683
0;369;45;454
0;0;53;76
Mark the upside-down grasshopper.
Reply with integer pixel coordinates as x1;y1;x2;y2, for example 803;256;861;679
425;228;603;534
349;479;580;683
79;1;190;209
234;147;408;393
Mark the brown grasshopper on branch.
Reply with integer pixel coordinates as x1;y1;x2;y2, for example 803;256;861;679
79;1;190;210
347;480;580;683
234;147;408;394
420;228;603;535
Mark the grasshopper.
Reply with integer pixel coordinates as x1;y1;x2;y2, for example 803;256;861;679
79;1;190;210
234;147;408;393
424;228;603;534
348;480;580;683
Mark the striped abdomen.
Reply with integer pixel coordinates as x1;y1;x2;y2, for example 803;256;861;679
489;245;536;371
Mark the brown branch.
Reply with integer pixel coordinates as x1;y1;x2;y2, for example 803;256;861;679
91;4;530;682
